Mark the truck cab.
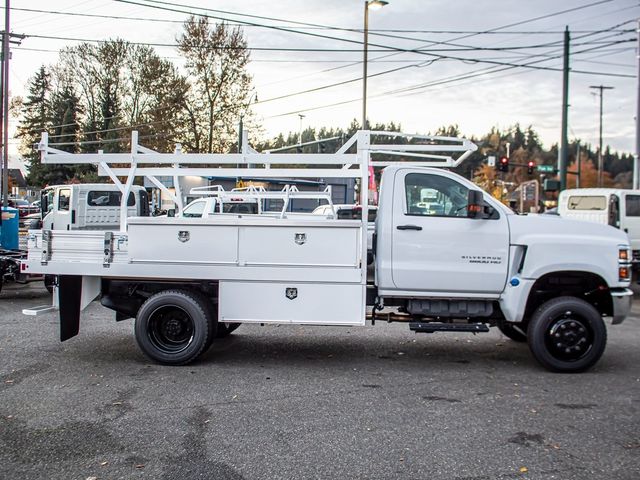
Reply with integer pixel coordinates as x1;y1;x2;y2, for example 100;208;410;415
40;184;150;231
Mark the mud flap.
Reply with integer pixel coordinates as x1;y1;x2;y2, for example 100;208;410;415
59;275;82;341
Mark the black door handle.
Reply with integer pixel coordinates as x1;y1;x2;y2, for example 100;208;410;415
397;224;422;231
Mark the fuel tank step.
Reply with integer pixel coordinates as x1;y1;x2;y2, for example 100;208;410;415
409;322;490;333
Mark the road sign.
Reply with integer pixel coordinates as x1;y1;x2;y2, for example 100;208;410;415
487;155;495;167
537;165;555;173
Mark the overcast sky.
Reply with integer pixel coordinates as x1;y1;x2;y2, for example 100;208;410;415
7;0;639;156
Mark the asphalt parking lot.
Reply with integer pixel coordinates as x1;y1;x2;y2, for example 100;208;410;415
0;283;639;480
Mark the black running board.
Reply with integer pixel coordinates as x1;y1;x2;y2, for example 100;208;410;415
410;322;490;333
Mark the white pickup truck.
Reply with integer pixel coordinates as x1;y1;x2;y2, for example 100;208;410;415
22;130;633;372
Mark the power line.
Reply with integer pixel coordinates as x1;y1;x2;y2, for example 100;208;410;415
17;2;635;139
264;38;636;119
27;32;635;138
113;0;622;59
7;6;634;36
47;132;170;147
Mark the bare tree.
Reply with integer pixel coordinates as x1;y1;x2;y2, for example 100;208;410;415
178;16;253;153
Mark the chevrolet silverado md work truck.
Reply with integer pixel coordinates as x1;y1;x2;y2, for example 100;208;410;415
22;130;633;372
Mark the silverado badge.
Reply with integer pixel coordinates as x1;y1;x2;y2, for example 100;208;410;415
178;231;190;243
285;287;298;300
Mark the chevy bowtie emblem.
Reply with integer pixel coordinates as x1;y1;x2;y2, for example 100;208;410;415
285;287;298;300
295;233;306;245
178;231;190;243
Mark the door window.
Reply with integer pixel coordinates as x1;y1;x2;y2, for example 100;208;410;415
58;189;71;211
182;201;206;218
625;195;640;217
404;173;469;217
87;191;135;207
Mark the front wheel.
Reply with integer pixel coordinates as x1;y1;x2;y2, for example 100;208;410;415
527;296;607;373
135;290;216;365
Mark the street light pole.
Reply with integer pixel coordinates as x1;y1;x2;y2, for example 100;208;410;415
362;0;387;130
635;18;640;189
590;84;614;187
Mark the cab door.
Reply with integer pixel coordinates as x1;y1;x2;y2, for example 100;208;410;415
43;187;72;231
391;169;510;294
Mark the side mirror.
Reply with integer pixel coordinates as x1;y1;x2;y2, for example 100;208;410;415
467;190;484;219
167;209;176;218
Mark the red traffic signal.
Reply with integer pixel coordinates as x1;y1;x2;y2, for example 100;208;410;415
527;161;535;174
498;156;509;172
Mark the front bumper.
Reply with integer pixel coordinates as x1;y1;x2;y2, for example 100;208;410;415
611;288;633;325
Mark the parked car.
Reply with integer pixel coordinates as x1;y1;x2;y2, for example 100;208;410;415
8;198;39;218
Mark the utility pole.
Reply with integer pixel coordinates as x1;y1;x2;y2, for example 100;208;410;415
362;0;369;130
559;26;570;192
590;84;614;187
576;140;581;188
635;19;640;189
2;0;9;208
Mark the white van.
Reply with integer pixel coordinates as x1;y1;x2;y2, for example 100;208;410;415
40;184;150;231
558;188;640;262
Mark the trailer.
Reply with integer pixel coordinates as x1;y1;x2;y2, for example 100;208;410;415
22;130;633;372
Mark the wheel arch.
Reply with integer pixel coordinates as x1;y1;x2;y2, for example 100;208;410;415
522;270;613;325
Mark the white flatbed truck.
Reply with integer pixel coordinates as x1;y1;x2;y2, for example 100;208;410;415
22;130;633;372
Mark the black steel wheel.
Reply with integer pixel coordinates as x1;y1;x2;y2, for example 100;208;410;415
527;296;607;373
496;319;527;342
135;290;215;365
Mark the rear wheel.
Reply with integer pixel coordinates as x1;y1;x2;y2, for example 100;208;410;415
527;296;606;373
497;319;527;342
135;290;216;365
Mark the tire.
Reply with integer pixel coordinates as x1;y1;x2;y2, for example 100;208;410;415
134;289;216;365
215;322;241;339
497;319;527;342
527;296;607;373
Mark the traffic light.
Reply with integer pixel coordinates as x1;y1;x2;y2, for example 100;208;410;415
527;161;535;175
498;156;509;172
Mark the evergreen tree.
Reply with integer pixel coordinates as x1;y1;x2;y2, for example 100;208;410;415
50;85;97;182
16;66;51;187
